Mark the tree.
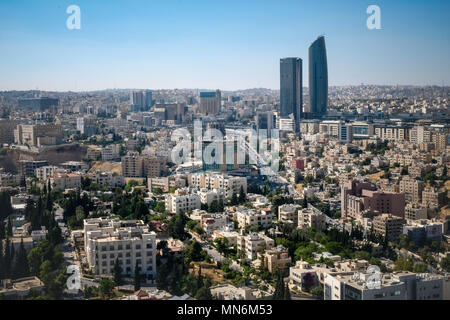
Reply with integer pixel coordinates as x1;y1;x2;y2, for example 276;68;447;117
113;258;123;286
6;217;13;237
134;261;141;291
0;240;3;279
0;220;5;240
231;193;238;206
98;278;115;299
441;256;450;272
3;238;11;278
13;239;30;279
238;186;246;204
311;286;324;300
27;246;43;276
185;240;203;263
168;213;189;241
283;282;291;300
272;272;285;300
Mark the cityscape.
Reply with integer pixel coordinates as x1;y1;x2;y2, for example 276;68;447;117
0;0;449;307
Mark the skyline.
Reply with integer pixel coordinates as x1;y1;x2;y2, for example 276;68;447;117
0;0;449;91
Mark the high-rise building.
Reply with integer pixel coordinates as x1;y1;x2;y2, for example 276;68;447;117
121;151;143;178
144;90;153;109
309;36;328;116
130;91;144;111
280;58;302;132
199;90;221;116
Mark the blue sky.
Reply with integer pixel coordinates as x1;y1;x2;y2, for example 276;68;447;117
0;0;449;91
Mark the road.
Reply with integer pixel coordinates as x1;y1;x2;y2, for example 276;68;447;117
54;204;95;297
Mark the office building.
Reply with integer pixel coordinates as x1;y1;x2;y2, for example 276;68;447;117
199;90;221;115
309;36;328;116
280;57;302;131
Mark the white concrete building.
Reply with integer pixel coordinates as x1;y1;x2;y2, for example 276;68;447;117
198;188;225;207
236;208;273;230
237;232;274;260
84;218;157;280
165;188;201;214
188;173;247;198
278;204;300;223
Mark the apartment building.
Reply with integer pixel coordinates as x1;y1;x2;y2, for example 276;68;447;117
165;188;201;214
84;218;157;280
422;188;446;208
101;144;120;161
403;220;443;247
121;152;143;178
324;271;444;300
278;204;300;223
289;261;321;291
236;208;273;230
0;172;21;187
49;172;82;191
143;156;166;178
148;175;186;193
188;173;247;198
89;171;125;188
237;232;274;260
14;123;63;147
86;147;102;161
399;178;424;204
0;119;19;144
201;213;228;236
198;188;225;207
372;214;405;241
404;203;428;220
298;208;327;231
263;245;291;273
35;166;60;181
341;180;405;219
18;160;48;178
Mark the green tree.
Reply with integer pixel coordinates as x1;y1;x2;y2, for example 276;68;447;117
283;282;291;300
272;272;285;300
311;286;324;300
238;186;246;204
98;278;115;299
185;240;203;263
13;239;30;279
113;258;123;286
231;193;238;206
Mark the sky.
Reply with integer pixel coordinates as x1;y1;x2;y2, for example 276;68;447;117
0;0;449;91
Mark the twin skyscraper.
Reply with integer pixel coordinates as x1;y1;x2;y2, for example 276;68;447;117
280;36;328;132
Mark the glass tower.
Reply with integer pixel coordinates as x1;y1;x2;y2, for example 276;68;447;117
309;36;328;116
280;57;302;132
